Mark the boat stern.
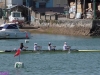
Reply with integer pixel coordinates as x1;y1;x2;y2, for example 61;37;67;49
25;32;31;39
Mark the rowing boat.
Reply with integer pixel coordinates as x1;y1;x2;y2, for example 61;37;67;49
0;49;77;54
0;49;100;54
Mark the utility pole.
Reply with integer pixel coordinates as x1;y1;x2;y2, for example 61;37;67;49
5;0;6;22
75;0;77;14
26;0;30;24
93;0;96;19
83;0;85;19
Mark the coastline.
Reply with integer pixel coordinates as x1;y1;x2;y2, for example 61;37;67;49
20;19;93;36
21;19;100;36
0;19;99;36
20;26;91;36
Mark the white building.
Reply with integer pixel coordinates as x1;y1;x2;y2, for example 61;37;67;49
6;0;23;9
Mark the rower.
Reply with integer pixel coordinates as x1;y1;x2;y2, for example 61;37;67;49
48;42;56;51
48;42;51;50
63;42;70;50
34;43;38;51
34;43;42;51
20;43;28;51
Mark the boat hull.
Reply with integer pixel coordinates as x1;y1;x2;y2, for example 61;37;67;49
0;23;31;39
0;49;78;54
0;49;100;54
0;31;31;39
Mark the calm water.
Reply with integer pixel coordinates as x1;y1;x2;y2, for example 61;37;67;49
0;34;100;50
0;34;100;75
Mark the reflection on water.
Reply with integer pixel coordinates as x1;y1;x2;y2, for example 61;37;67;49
0;34;100;50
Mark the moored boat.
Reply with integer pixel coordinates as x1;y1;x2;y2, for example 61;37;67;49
0;23;31;39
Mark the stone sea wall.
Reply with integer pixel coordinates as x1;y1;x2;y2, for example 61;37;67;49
33;19;93;36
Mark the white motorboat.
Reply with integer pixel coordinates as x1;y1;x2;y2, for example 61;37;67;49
0;23;31;39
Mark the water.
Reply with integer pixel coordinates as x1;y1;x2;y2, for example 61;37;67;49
1;52;100;75
0;34;100;75
0;34;100;50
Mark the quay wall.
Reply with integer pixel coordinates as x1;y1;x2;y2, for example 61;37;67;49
32;19;93;36
21;19;100;36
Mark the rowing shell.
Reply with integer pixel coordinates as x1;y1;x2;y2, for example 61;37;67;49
0;49;100;54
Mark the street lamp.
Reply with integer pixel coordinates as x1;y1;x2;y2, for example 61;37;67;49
4;0;6;22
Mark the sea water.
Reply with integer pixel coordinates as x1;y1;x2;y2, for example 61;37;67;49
0;34;100;75
0;34;100;50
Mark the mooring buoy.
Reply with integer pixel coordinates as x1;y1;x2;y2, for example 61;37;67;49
14;62;24;68
25;39;29;43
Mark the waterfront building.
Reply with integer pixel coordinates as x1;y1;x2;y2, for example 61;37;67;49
0;0;100;20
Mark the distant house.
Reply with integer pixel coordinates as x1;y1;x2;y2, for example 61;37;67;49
0;0;5;8
0;0;6;18
5;0;34;9
35;0;53;8
6;0;23;9
5;0;33;21
33;0;68;14
30;0;68;20
35;0;68;8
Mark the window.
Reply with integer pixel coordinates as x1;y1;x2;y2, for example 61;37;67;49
13;13;21;17
57;4;60;7
96;0;100;2
0;27;3;30
0;0;2;2
6;24;18;29
41;13;45;15
88;0;100;2
39;2;46;8
23;0;26;6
